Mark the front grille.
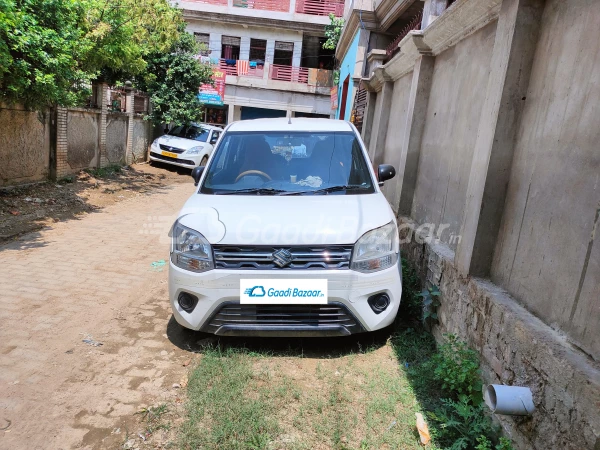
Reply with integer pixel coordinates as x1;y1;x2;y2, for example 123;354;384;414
159;144;185;154
201;302;364;336
150;152;195;166
213;245;353;270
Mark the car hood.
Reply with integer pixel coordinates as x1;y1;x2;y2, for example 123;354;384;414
157;135;206;150
176;192;395;245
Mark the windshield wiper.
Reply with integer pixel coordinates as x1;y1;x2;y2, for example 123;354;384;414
214;188;288;195
281;185;371;196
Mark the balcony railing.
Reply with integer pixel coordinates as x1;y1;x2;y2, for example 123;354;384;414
296;0;344;16
185;0;227;5
385;11;423;60
269;64;309;84
218;59;265;77
233;0;290;12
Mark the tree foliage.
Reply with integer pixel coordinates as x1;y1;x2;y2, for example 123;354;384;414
322;13;344;50
0;0;203;111
0;0;95;108
137;30;213;126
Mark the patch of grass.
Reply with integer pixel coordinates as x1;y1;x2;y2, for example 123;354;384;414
180;347;278;450
136;403;171;437
85;164;123;178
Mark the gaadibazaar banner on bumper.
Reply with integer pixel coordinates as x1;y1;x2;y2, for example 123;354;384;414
198;68;225;106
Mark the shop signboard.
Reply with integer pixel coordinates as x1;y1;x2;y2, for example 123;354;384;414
199;68;226;106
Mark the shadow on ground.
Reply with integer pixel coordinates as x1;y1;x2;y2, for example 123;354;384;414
0;162;189;251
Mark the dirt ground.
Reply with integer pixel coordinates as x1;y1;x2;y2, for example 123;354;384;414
0;163;189;244
0;163;423;450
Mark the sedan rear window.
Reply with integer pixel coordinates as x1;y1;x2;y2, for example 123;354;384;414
169;125;210;142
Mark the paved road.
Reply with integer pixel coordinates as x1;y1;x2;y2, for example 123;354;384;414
0;182;194;449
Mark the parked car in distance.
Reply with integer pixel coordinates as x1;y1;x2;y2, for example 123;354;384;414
149;123;223;169
169;118;401;337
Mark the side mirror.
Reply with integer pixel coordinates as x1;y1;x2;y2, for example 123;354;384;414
378;164;396;184
191;166;204;186
210;138;218;145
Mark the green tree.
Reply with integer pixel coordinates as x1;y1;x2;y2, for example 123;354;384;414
323;13;344;50
0;0;95;109
137;29;213;126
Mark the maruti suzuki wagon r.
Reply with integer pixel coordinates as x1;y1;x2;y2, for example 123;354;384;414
169;118;401;336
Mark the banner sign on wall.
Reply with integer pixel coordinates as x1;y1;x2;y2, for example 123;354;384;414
198;69;226;106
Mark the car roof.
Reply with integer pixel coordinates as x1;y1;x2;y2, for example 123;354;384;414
192;123;223;130
227;118;354;133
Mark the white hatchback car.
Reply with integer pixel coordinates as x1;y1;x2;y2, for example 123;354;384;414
149;123;223;169
169;118;401;337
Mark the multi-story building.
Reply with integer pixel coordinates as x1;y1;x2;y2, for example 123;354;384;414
177;0;350;125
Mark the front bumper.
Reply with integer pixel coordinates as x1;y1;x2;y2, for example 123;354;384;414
149;144;202;168
169;260;402;336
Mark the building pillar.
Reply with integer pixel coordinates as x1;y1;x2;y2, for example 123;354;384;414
422;0;448;29
227;104;241;124
240;36;250;61
396;55;435;216
455;0;545;277
361;91;377;148
292;40;302;67
209;33;222;61
98;83;109;168
265;40;275;64
55;107;69;179
289;0;297;13
125;88;134;165
369;80;394;166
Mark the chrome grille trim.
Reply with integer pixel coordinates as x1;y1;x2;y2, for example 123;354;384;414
200;302;365;336
212;245;353;270
159;144;185;154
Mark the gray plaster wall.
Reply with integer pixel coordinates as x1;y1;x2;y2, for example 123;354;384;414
411;22;497;249
66;110;99;170
106;114;128;164
132;118;152;163
0;107;49;186
381;71;412;211
491;0;600;360
367;91;383;158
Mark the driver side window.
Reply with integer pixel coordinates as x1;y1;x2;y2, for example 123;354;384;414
210;131;220;144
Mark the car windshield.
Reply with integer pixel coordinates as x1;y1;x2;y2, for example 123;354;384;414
168;125;210;142
200;131;375;195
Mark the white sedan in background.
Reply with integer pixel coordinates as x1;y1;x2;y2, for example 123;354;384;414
150;123;223;169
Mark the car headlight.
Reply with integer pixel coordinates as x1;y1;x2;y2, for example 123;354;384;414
186;145;204;155
351;222;399;273
152;138;160;146
171;221;214;273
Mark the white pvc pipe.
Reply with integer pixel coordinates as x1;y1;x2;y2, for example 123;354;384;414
484;384;535;416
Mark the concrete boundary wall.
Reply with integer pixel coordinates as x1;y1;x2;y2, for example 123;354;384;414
359;0;600;447
1;84;153;186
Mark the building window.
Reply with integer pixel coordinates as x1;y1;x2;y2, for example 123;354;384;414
249;38;267;62
194;33;210;55
222;36;241;61
274;41;294;66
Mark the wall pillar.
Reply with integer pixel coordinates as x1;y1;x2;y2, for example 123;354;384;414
455;0;545;277
240;36;250;61
369;80;394;166
98;83;109;168
55;107;69;179
396;55;435;216
227;104;241;124
292;39;303;67
265;40;275;64
422;0;449;29
361;91;377;148
125;89;134;165
209;33;222;61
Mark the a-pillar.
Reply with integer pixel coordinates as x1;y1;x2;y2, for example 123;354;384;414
396;54;435;216
455;0;545;277
125;88;134;165
55;107;69;179
98;83;109;168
